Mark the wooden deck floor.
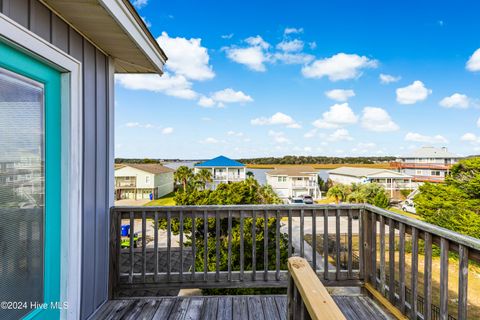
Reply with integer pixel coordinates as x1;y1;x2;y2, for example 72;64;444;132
91;295;391;320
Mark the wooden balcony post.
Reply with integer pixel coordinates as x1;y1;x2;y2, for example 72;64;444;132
362;207;373;284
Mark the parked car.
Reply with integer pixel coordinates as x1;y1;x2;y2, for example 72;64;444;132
302;195;314;204
290;197;305;204
401;199;416;214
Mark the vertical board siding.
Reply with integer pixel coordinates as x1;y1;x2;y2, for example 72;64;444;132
1;1;112;319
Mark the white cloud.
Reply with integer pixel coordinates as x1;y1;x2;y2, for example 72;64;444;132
313;103;358;129
405;132;448;144
200;137;220;144
227;130;244;137
357;142;376;149
116;73;198;99
284;27;304;35
439;93;470;109
126;122;140;128
466;48;480;72
302;53;378;81
461;133;480;144
273;52;314;65
396;81;432;104
328;129;353;141
225;45;269;72
251;112;301;128
221;33;234;39
211;88;253;104
268;130;290;144
379;73;401;84
201;117;211;121
198;88;253;107
157;32;214;81
162;127;174;134
304;129;317;138
276;39;304;52
132;0;148;9
361;107;399;132
325;89;355;102
245;35;270;49
308;42;317;50
198;96;215;107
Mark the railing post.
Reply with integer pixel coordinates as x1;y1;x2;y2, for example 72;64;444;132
108;208;120;299
362;207;373;285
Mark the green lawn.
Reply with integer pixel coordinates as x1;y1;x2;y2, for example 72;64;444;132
387;206;422;220
144;192;175;206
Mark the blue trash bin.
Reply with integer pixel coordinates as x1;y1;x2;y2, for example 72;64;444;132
121;225;130;236
149;193;153;200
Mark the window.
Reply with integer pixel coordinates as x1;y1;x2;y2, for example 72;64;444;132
146;176;150;183
416;170;423;175
431;170;441;176
0;66;45;317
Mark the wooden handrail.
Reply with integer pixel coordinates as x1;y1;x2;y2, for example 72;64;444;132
287;257;346;320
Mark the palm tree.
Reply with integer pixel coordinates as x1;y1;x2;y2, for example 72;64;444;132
246;171;254;178
327;184;348;204
195;169;213;190
174;166;194;192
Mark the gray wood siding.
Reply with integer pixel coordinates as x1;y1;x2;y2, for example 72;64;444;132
0;1;112;319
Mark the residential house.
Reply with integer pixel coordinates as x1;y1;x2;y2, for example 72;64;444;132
0;1;166;318
266;166;320;201
194;155;246;189
1;1;477;320
115;164;174;200
328;166;415;198
392;146;461;182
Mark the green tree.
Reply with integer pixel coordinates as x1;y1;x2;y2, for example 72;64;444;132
194;168;213;190
415;157;480;238
174;166;194;192
167;179;286;294
246;171;254;178
327;184;350;203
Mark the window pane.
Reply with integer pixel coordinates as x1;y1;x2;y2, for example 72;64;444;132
0;67;44;319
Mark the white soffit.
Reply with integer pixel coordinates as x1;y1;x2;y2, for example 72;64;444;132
42;0;167;74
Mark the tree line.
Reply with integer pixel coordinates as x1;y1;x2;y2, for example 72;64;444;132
238;155;396;165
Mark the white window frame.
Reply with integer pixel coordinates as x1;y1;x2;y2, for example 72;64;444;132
0;13;83;319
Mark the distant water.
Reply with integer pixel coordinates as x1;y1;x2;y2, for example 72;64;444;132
163;161;330;185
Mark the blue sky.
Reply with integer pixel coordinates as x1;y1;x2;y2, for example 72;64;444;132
116;0;480;159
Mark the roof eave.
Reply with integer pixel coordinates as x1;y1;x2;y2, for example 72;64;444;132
100;0;167;73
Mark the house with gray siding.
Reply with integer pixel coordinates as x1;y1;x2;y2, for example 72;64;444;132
393;146;461;183
0;1;166;319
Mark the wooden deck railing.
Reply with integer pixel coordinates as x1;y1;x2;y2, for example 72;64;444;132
109;204;364;297
109;204;480;320
363;205;480;320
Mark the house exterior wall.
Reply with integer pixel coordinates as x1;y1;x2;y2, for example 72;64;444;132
154;171;174;197
0;1;112;318
115;167;154;188
266;174;319;201
115;167;174;199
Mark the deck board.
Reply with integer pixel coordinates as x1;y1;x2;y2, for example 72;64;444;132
90;295;392;320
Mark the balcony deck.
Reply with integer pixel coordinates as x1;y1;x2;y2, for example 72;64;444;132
91;293;391;320
106;204;480;320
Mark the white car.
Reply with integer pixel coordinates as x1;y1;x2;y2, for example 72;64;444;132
401;199;416;214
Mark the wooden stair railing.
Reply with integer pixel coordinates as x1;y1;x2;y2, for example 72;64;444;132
287;257;346;320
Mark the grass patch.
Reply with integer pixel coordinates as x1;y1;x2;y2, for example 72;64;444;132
144;192;176;206
387;207;422;221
